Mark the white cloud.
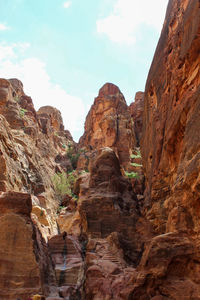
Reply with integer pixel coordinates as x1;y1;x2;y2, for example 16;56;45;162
63;1;71;9
0;43;85;141
96;0;168;44
0;23;9;31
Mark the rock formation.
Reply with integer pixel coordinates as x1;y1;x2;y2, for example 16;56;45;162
129;91;144;146
137;0;200;298
0;78;77;298
0;0;199;299
79;82;136;169
142;0;200;235
0;191;56;299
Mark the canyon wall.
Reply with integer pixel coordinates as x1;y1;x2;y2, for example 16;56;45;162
142;0;200;235
79;82;136;169
0;0;199;299
0;78;77;299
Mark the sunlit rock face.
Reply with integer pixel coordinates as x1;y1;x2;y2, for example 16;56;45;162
133;0;200;298
78;147;152;299
0;0;199;299
0;78;76;297
0;78;75;237
0;191;56;299
142;0;200;235
79;82;136;169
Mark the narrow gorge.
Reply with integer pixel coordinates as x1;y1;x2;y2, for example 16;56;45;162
0;0;199;299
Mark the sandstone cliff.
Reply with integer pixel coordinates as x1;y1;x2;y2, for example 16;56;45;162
0;0;199;299
142;0;200;234
79;82;136;169
0;78;78;298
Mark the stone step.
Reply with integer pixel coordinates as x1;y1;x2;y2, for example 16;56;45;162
102;254;124;265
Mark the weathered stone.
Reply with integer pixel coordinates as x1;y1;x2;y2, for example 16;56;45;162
79;148;152;265
129;91;144;146
0;191;32;216
141;0;200;236
79;83;136;168
48;233;84;298
0;191;56;299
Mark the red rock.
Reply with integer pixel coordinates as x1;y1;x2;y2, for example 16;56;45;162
85;235;137;300
0;191;32;216
79;83;136;168
48;233;84;297
37;106;64;134
129;233;200;299
129;91;144;145
9;78;25;97
79;148;152;267
141;0;200;235
0;1;199;299
0;191;56;299
98;82;121;97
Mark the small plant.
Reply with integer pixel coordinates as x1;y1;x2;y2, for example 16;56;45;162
80;147;87;153
57;205;66;213
125;171;140;179
40;210;44;217
81;169;89;174
14;95;20;102
52;172;71;197
131;162;142;167
124;147;142;180
19;108;27;118
52;171;77;201
71;193;78;200
130;148;141;159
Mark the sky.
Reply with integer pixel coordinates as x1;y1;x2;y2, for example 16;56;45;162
0;0;168;141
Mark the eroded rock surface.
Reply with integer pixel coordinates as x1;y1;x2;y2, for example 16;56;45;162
0;191;56;300
48;233;84;299
129;91;144;146
142;0;200;235
0;78;75;238
0;79;76;298
138;0;200;299
79;83;136;169
0;0;199;299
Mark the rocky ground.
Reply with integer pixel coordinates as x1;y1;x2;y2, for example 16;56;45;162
0;0;199;299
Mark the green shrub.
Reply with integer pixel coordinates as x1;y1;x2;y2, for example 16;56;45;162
19;108;27;118
125;171;140;179
130;148;141;159
131;162;142;167
52;172;71;197
52;171;77;200
14;96;20;102
57;205;66;213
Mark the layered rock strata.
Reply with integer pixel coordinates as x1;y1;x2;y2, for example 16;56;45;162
79;83;136;169
136;0;200;298
69;147;150;299
129;91;144;146
0;78;75;238
0;0;199;298
142;0;200;235
0;191;56;300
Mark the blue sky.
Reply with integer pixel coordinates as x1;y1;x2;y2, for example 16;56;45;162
0;0;168;141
